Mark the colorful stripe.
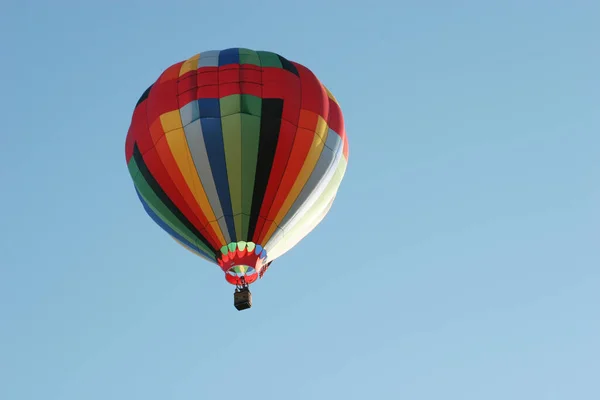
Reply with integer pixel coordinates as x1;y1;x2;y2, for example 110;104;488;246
125;48;348;269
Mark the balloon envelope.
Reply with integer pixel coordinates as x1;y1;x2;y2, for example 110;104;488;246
125;48;349;285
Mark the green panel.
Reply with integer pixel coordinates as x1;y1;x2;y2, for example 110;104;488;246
257;51;282;68
220;94;241;117
234;214;244;240
241;95;262;117
239;48;261;66
128;159;215;257
246;242;256;252
228;242;237;252
127;160;138;180
240;113;261;239
221;113;243;239
220;94;263;241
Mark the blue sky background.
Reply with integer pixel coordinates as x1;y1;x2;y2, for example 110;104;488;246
1;1;599;399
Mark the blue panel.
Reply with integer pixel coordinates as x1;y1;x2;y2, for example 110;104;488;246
254;244;263;255
218;48;240;66
197;98;221;118
200;117;236;239
223;215;236;241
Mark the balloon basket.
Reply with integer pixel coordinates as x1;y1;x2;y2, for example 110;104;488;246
234;287;252;311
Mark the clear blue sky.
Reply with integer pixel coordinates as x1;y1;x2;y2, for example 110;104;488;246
1;1;599;399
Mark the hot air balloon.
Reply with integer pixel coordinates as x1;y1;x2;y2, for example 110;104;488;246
125;48;349;310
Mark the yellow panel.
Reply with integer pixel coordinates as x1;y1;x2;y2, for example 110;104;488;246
179;53;200;76
164;127;227;246
313;114;328;141
160;110;183;132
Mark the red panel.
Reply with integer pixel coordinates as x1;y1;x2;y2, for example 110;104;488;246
294;63;327;116
320;86;331;123
178;89;196;107
327;98;343;136
125;126;135;161
219;82;242;98
217;248;263;271
261;78;285;98
225;273;258;285
261;68;292;88
130;103;153;155
197;70;218;86
240;64;262;72
158;61;184;83
263;69;300;122
218;65;240;83
126;102;148;160
281;82;301;124
218;246;265;285
252;216;269;246
326;97;348;158
197;66;218;73
239;82;262;97
240;67;262;84
197;85;219;99
146;79;178;125
219;63;239;72
177;71;197;95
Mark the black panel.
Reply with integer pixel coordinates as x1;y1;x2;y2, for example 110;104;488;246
278;55;299;77
247;99;284;240
135;84;153;107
